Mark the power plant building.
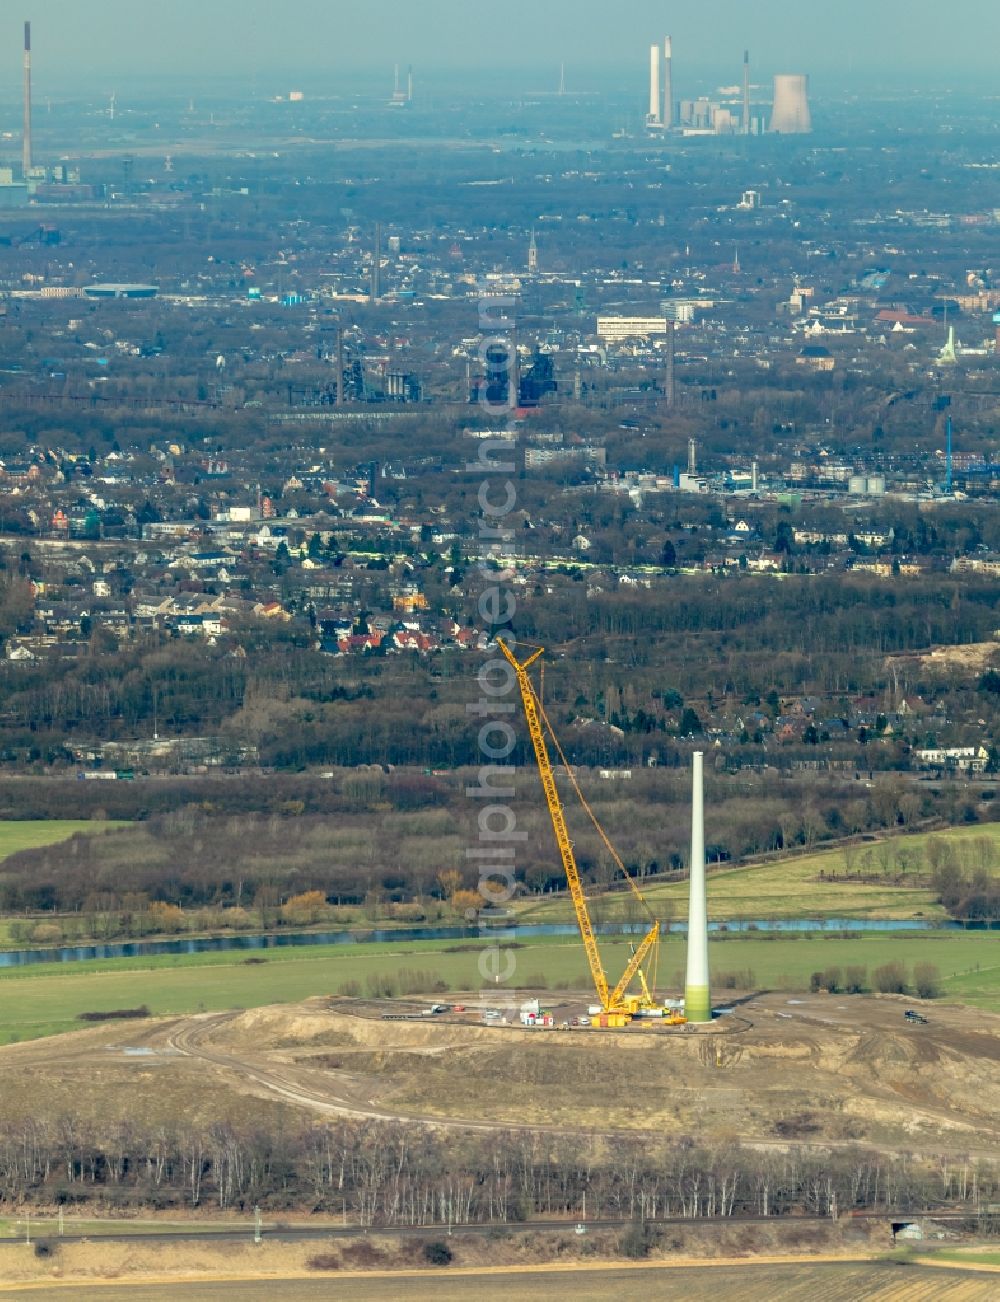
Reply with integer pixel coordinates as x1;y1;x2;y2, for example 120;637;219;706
770;74;812;134
648;44;661;124
646;37;673;129
663;36;674;128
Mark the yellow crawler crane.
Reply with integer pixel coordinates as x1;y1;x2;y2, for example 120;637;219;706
498;638;684;1027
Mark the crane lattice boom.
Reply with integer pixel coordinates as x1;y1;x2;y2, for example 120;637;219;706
499;639;610;1008
499;638;666;1018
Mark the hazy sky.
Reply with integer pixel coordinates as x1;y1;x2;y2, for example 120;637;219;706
7;1;1000;86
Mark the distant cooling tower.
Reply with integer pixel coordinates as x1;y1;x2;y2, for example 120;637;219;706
770;74;811;134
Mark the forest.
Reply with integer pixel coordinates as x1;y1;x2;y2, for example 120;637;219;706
2;570;1000;773
0;1113;993;1223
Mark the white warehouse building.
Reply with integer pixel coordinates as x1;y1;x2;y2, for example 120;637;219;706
596;314;669;342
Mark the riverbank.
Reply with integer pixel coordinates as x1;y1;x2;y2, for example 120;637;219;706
5;816;996;957
1;913;991;970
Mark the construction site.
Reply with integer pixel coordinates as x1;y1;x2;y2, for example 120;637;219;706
494;638;709;1031
0;641;996;1292
0;643;996;1160
0;988;997;1166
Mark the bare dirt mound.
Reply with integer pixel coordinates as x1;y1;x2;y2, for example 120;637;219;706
848;1031;925;1070
195;995;1000;1153
0;993;997;1157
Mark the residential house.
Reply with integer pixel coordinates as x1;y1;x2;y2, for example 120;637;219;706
915;745;990;773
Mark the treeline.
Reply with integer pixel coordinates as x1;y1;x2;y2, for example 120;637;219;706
809;961;942;998
523;574;999;652
0;768;978;917
0;771;455;822
0;1116;992;1220
835;835;1000;924
927;836;1000;922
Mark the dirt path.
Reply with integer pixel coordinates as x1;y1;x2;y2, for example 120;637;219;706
164;1012;615;1133
159;1010;1000;1161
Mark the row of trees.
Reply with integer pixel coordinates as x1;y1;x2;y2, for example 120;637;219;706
926;838;1000;921
0;1116;992;1220
809;962;942;998
0;771;984;918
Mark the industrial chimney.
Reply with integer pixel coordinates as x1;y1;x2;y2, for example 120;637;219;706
22;21;32;179
664;321;676;408
371;222;381;302
663;36;674;129
770;74;812;134
684;751;712;1022
742;49;751;135
647;44;661;125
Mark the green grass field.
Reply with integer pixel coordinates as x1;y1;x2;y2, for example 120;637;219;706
0;817;996;1046
0;820;129;946
917;1249;1000;1266
0;818;991;944
0;931;996;1045
517;822;1000;924
0;819;127;858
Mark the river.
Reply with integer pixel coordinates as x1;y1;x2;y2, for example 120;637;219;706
0;915;990;970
